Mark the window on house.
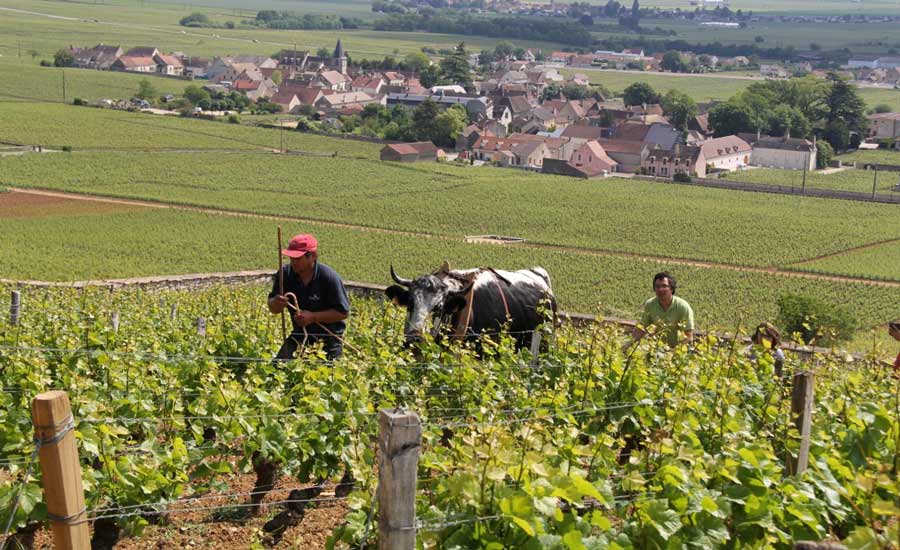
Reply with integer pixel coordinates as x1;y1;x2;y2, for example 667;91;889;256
662;167;668;176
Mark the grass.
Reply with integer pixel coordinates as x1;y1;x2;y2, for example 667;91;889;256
0;192;897;344
726;167;900;194
1;144;899;272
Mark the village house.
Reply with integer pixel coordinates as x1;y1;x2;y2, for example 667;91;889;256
470;134;542;163
111;56;157;73
153;54;184;76
456;125;495;151
380;142;443;162
232;79;276;101
71;44;122;70
594;139;648;172
270;91;300;114
351;75;386;96
642;144;706;178
542;140;617;178
124;47;159;58
560;125;604;148
315;91;380;113
867;112;900;140
182;56;211;79
502;141;550;169
738;133;817;170
317;70;351;92
699;135;752;172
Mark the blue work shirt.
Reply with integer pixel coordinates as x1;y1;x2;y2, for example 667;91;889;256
270;262;350;338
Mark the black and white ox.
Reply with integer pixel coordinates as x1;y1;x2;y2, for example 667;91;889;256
385;262;556;349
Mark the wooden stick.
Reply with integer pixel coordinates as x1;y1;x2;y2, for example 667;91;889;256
277;226;286;340
786;371;815;476
32;391;90;549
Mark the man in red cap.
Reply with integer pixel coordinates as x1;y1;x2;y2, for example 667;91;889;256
268;233;350;360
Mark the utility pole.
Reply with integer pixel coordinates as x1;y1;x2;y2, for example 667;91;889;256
872;166;878;199
800;151;808;194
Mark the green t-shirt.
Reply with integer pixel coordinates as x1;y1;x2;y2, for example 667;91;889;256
641;295;695;346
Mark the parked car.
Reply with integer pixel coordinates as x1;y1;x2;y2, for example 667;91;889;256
162;94;175;102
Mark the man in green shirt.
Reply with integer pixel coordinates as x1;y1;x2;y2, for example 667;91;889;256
632;271;694;347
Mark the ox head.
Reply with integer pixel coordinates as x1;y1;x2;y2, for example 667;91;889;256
385;263;474;346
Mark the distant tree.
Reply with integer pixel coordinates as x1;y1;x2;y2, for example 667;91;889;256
766;104;811;138
53;48;75;67
433;104;468;147
439;42;472;89
631;0;639;18
660;89;698;131
708;100;755;137
179;12;210;27
224;20;235;29
825;71;868;135
579;14;594;26
622;81;658;106
660;50;685;72
135;79;158;101
493;41;515;60
603;0;621;17
419;64;441;88
316;47;331;58
183;84;211;106
816;140;833;169
754;35;765;43
541;83;561;101
872;103;892;114
271;70;283;86
404;51;430;72
809;42;821;51
823;118;850;151
413;98;440;141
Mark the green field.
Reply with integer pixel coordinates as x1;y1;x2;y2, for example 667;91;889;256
566;68;900;110
727;167;900;194
3;143;900;270
0;0;564;61
0;102;381;156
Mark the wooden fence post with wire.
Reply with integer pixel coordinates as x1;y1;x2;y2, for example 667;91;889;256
786;371;815;476
31;390;90;549
378;409;421;550
9;290;20;326
529;330;542;368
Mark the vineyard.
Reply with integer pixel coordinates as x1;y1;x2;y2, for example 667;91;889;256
0;103;380;158
0;283;898;549
726;168;900;195
3;147;900;272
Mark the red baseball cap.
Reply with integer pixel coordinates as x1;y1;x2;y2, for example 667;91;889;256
282;234;318;258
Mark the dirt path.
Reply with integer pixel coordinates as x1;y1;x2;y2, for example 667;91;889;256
10;187;900;288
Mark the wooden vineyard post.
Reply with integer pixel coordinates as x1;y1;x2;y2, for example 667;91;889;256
786;371;815;476
31;391;90;549
197;317;207;336
378;409;421;550
169;303;178;322
10;290;20;326
110;312;119;333
529;330;542;368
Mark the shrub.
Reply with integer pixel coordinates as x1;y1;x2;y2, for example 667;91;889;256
72;98;85;106
40;60;53;67
227;114;240;124
61;145;72;152
776;293;857;346
816;140;834;169
673;172;692;183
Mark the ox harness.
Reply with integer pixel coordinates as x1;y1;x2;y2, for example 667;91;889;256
447;268;511;340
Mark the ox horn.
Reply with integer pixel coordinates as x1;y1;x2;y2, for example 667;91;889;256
390;264;412;287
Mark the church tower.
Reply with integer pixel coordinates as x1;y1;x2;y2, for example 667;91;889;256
333;39;347;74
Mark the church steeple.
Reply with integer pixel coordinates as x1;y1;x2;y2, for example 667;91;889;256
333;39;347;74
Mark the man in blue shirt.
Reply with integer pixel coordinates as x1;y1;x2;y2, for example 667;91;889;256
268;234;350;361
